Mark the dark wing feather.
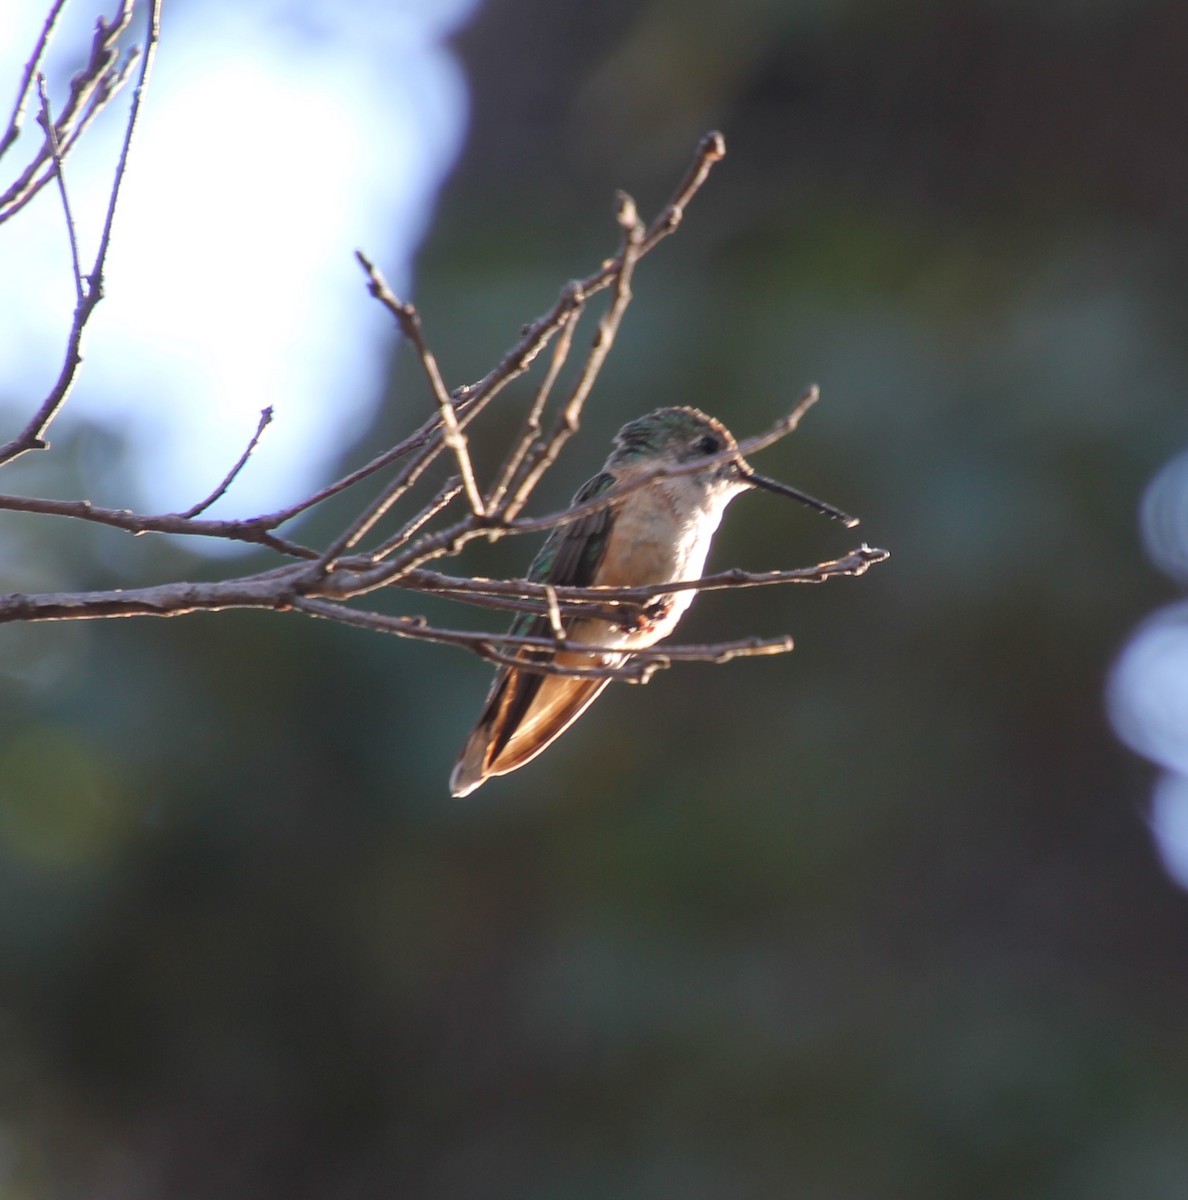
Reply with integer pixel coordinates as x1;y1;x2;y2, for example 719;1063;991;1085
530;471;617;585
489;472;617;758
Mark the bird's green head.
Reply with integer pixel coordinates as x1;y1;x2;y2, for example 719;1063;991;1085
607;405;859;527
609;406;738;469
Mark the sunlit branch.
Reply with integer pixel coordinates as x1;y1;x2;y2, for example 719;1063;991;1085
0;87;887;687
0;0;160;468
290;596;796;683
0;492;317;559
355;251;486;517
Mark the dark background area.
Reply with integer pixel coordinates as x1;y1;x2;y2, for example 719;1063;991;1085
4;1;1188;1197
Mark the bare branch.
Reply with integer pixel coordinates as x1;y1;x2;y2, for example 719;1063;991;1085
0;1;137;223
355;251;486;517
368;477;463;562
433;131;727;433
290;596;796;681
0;90;887;709
396;544;890;610
485;284;585;512
0;0;69;161
90;0;158;303
36;73;85;306
0;492;318;559
500;191;647;522
176;407;274;519
0;564;309;624
0;0;160;467
638;129;727;254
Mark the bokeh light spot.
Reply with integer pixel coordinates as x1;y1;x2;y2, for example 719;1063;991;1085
1140;447;1188;585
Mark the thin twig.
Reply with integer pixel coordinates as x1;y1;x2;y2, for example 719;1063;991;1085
285;131;726;540
366;476;463;562
0;492;318;558
0;0;69;161
461;131;727;415
310;442;452;574
637;130;726;254
248;424;447;530
0;2;136;223
500;192;646;522
542;584;565;642
50;1;135;145
355;251;486;516
290;596;795;677
175;407;273;519
394;545;890;608
0;0;160;466
90;0;158;303
36;74;85;305
485;283;586;512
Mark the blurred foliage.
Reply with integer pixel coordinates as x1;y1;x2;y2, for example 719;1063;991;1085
3;0;1188;1197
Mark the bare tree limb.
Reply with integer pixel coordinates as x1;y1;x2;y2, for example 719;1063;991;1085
289;596;796;682
0;492;318;559
0;74;887;692
0;0;160;467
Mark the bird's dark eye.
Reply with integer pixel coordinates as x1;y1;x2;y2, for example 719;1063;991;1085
694;434;721;456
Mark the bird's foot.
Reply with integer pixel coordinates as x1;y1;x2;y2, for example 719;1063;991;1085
619;595;673;635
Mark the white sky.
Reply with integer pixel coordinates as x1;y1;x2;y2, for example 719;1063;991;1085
0;0;477;519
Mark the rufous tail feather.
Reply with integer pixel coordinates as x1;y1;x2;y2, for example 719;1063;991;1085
450;665;610;796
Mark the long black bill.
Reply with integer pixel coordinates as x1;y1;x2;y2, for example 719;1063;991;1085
742;469;860;528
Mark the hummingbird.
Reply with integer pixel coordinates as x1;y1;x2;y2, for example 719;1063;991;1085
449;406;856;797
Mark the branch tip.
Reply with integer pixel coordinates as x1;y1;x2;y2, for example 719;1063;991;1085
701;130;727;160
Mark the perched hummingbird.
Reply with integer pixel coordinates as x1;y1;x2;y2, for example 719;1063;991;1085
449;406;855;796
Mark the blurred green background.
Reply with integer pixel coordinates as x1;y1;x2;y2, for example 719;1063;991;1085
4;0;1188;1197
